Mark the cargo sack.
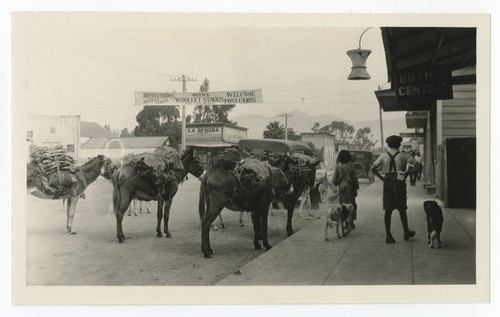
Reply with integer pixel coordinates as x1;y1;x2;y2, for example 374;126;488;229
153;146;184;171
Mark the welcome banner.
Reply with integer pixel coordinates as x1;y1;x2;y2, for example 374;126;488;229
135;89;263;106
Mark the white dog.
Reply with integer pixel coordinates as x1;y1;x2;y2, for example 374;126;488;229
325;203;355;241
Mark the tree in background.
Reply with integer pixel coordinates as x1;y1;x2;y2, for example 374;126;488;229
311;122;320;133
319;121;356;144
352;127;377;150
133;106;182;144
120;127;134;137
312;120;376;150
192;78;237;125
263;121;300;141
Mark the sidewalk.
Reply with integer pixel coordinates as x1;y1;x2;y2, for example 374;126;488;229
217;179;476;285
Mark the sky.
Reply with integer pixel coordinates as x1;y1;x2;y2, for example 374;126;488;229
12;13;406;133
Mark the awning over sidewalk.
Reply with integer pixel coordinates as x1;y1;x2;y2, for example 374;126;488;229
187;142;236;148
375;27;476;112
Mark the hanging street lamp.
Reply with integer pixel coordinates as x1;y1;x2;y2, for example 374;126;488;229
347;27;373;80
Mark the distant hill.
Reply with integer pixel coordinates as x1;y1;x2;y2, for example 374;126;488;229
230;110;413;145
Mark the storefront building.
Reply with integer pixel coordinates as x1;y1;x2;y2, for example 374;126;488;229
185;122;248;167
300;132;337;167
375;27;477;208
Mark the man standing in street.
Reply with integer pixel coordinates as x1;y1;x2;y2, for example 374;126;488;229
371;135;422;244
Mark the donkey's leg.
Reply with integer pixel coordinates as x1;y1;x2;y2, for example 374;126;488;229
133;199;139;216
239;211;244;227
212;213;224;231
286;203;295;237
156;196;164;237
162;198;174;238
201;193;225;258
251;211;263;250
127;199;133;216
66;196;79;234
261;206;272;251
116;188;133;243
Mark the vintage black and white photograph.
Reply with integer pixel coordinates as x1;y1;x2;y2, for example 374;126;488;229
10;12;490;306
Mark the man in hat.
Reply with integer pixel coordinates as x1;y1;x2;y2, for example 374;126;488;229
371;135;422;244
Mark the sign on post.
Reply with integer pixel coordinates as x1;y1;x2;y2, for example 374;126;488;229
135;89;264;106
395;66;453;102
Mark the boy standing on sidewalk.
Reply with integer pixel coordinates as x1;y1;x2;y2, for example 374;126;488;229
371;135;422;244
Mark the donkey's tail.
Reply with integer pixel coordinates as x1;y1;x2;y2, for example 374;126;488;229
199;180;208;224
112;171;121;215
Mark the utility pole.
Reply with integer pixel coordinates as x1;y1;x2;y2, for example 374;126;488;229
378;85;385;151
279;113;294;140
171;74;197;151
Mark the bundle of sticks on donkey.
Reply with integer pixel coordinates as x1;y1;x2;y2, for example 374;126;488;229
27;145;113;234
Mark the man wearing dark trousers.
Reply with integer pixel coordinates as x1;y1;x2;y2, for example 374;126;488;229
371;135;422;244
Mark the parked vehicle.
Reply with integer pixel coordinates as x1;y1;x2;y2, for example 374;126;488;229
238;139;314;157
349;149;375;183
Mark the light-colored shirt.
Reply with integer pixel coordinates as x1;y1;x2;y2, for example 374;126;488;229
372;149;418;174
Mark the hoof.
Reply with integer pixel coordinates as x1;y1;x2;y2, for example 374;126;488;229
204;252;213;258
287;230;294;237
166;233;172;238
118;237;125;243
70;231;77;235
157;232;163;237
239;223;244;227
254;244;262;250
325;238;330;241
128;214;131;216
220;224;227;230
265;245;272;251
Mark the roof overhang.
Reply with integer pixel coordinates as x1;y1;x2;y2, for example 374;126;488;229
376;27;476;112
375;89;435;112
187;142;236;148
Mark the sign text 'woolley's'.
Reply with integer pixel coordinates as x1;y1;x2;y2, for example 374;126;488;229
395;66;453;102
135;89;264;106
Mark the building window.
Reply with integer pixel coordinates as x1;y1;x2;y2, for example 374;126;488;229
50;127;56;133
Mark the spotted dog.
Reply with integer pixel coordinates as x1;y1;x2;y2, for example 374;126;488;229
325;203;355;241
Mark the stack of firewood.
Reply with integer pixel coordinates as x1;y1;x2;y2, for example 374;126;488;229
29;145;77;175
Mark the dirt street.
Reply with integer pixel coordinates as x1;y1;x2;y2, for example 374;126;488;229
26;176;329;286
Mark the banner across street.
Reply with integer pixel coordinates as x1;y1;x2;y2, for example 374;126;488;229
135;89;264;106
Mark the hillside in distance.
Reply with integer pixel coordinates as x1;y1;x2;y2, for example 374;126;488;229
230;110;413;145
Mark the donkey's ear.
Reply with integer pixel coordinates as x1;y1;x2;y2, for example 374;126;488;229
97;154;104;160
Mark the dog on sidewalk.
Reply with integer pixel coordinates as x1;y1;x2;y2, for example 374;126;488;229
325;203;355;241
423;200;444;248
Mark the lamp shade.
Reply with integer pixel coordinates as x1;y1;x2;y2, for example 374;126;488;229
347;48;372;80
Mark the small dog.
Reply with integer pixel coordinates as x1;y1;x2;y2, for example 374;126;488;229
423;200;444;248
325;203;355;241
